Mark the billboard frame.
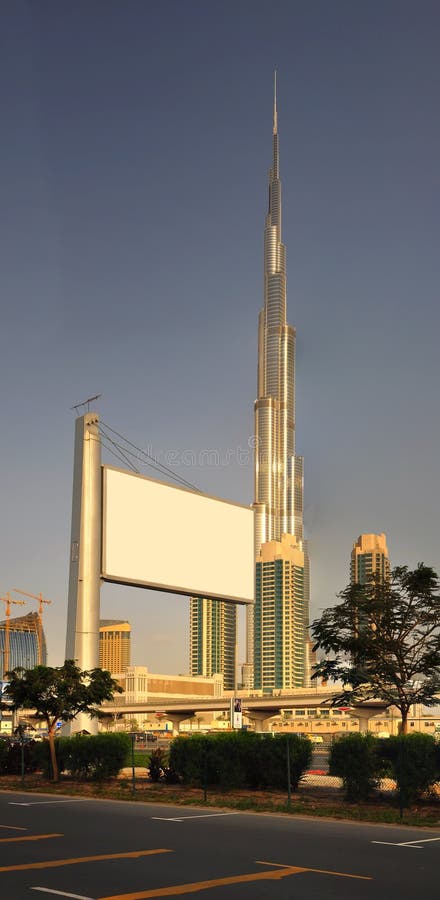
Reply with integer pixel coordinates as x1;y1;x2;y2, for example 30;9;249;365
101;465;255;605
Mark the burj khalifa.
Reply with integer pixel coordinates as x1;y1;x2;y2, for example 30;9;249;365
245;76;309;686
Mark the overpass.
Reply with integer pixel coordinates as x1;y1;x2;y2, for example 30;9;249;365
101;688;387;733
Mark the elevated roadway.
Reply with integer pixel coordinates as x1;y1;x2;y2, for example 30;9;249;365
101;688;387;733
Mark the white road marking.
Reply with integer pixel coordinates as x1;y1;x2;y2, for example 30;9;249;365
9;799;89;807
399;837;440;846
372;842;422;849
151;817;187;822
32;890;94;899
372;836;440;849
0;823;27;830
151;812;239;822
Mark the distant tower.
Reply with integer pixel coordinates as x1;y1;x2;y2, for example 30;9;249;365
0;612;46;678
99;620;131;674
351;534;390;585
190;599;236;691
246;74;309;689
253;534;305;691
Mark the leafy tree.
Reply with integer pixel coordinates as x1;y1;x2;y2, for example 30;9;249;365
126;718;139;733
2;660;122;781
311;565;440;733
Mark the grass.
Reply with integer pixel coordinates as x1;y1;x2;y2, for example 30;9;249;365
130;751;151;768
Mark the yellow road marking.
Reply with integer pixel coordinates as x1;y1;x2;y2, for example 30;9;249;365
98;859;373;899
0;833;63;844
98;867;309;900
0;848;171;874
256;859;372;880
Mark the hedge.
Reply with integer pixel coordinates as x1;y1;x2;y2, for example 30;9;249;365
379;733;438;805
168;732;312;791
34;733;131;781
329;733;383;801
0;738;41;775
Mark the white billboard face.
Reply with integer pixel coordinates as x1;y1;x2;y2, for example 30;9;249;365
101;466;255;604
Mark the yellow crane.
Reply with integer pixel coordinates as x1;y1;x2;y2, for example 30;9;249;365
12;588;52;665
0;593;26;675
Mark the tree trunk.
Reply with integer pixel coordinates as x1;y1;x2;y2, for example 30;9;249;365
400;711;408;735
48;728;59;782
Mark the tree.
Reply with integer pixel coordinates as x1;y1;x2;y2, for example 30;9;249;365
3;660;122;781
311;565;440;734
126;718;139;733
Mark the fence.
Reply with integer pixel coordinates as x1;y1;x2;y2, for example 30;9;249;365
2;731;440;814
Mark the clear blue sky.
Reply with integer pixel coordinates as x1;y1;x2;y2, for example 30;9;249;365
1;1;439;672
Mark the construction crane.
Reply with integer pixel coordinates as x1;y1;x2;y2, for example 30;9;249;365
12;588;52;666
0;593;26;675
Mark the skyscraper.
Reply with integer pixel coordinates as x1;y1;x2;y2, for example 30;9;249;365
190;598;236;691
99;619;131;674
246;75;309;688
351;533;390;585
0;612;47;678
254;534;305;690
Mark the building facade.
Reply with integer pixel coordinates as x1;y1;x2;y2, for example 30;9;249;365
253;534;305;691
107;665;224;732
0;612;47;678
119;666;224;703
99;620;131;674
351;533;390;585
246;76;309;689
190;598;236;691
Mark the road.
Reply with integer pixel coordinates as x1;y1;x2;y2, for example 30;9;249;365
0;789;439;899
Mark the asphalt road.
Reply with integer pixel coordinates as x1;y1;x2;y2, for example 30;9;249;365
0;789;439;899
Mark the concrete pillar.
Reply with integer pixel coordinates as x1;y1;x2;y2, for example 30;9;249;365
353;709;371;733
244;711;274;733
167;713;195;736
65;413;101;734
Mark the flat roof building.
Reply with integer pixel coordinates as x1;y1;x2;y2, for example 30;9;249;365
99;620;131;674
351;533;390;585
254;534;306;692
190;599;236;691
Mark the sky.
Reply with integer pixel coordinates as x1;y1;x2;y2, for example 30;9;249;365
1;0;439;674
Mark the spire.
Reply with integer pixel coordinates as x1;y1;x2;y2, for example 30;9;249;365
273;69;278;135
271;70;280;185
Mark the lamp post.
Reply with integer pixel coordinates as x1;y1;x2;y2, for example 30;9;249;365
14;722;27;786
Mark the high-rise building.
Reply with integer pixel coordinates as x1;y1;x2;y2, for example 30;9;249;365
190;598;236;691
253;534;305;691
351;533;390;585
246;75;309;688
0;612;47;678
99;620;131;674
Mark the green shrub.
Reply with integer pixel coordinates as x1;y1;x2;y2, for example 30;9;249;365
148;747;166;782
0;739;11;774
168;732;312;791
380;733;438;806
3;733;151;782
0;738;41;775
33;733;130;781
270;734;312;790
329;733;382;801
73;733;130;780
162;763;180;784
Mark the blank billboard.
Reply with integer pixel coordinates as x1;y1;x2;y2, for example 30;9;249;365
101;466;255;604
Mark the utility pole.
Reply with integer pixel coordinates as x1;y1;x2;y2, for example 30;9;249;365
12;589;52;665
0;594;26;674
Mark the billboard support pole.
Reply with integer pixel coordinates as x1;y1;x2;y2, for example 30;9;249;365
65;413;101;734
